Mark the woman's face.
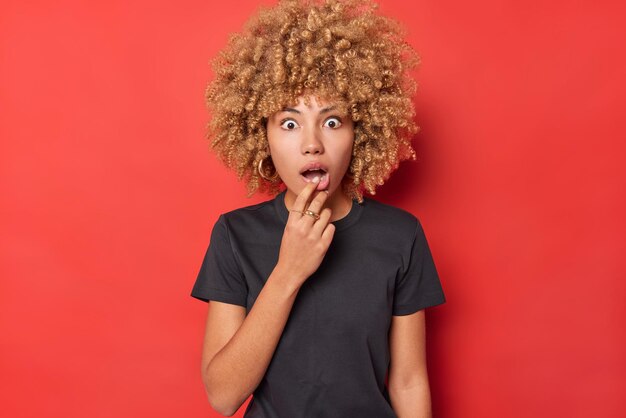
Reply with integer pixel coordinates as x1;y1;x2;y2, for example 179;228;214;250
266;95;354;198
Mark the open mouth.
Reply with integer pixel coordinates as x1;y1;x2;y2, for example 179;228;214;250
299;164;330;190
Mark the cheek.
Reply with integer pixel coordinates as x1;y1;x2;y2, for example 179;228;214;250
267;140;297;174
326;138;354;178
267;131;290;158
270;140;297;159
338;136;354;164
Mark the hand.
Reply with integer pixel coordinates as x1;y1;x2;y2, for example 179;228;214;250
274;179;335;288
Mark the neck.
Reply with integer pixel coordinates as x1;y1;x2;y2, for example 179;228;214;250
284;188;353;222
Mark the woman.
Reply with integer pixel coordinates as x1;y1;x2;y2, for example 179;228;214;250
191;0;446;416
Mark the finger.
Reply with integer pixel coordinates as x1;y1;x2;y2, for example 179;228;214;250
298;190;328;226
287;181;319;223
311;207;332;236
292;178;320;213
321;222;336;246
304;190;329;218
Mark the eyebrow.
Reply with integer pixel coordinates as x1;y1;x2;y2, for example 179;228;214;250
281;105;337;115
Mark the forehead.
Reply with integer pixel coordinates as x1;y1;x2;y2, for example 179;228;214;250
278;94;348;113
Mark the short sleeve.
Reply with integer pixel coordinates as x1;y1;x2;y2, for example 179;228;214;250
392;219;446;316
191;215;248;307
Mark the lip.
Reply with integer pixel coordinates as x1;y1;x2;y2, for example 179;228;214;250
299;161;330;190
299;161;329;174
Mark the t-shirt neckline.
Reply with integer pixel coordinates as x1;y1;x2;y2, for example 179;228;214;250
273;190;363;231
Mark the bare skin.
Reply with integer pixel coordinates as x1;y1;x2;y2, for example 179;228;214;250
388;310;432;418
266;95;354;223
201;180;335;415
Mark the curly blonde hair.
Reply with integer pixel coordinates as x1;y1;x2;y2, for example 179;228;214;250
205;0;420;202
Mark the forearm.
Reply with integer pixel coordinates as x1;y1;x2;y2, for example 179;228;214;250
203;268;300;416
389;376;433;418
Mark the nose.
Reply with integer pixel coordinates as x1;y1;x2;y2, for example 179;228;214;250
301;126;324;155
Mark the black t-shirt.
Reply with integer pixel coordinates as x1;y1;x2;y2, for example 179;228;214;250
192;190;446;417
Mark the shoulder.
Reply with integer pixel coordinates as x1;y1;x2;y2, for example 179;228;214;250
360;197;421;233
216;195;284;239
221;198;274;223
221;200;272;220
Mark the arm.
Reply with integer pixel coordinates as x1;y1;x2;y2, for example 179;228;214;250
388;309;433;418
201;180;335;416
202;269;302;416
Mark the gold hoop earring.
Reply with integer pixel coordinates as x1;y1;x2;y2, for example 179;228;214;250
258;157;280;182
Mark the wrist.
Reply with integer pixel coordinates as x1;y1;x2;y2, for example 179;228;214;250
269;265;303;295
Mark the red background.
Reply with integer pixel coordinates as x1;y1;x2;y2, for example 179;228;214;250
1;0;624;417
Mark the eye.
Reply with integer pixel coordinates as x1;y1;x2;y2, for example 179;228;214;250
280;119;299;130
323;117;342;129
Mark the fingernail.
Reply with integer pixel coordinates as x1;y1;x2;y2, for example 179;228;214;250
313;176;319;183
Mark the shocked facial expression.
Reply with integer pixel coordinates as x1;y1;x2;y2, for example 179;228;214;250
266;96;354;199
